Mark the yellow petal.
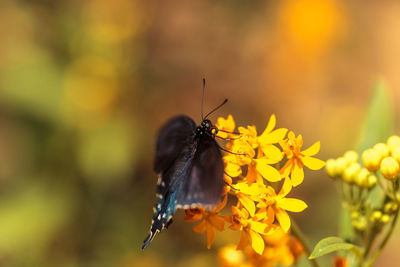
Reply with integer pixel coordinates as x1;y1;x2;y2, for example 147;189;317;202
226;163;242;177
261;128;288;144
260;144;284;160
206;222;216;249
291;164;304;187
288;131;295;140
262;114;276;135
302;156;326;170
184;212;203;222
193;219;206;233
237;192;256;217
249;230;265;255
254;208;267;221
278;198;308;212
209;215;225;231
234;182;265;195
250;221;270;234
279;176;292;197
275;208;291;232
302;141;320;156
255;159;281;182
236;230;249;250
296;134;303;147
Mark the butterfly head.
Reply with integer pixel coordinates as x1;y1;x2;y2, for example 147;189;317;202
196;119;217;137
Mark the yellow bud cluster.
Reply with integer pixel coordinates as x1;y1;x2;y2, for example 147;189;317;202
384;202;399;214
325;150;375;188
359;135;400;181
369;210;392;226
351;213;367;231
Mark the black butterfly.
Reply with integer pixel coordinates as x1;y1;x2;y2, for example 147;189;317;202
142;80;229;250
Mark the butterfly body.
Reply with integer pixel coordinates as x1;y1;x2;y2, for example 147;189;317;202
142;115;224;250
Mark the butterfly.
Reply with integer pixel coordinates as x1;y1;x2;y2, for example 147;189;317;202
142;79;230;250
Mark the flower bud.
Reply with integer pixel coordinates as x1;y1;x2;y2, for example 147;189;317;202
367;174;377;188
381;214;391;224
374;143;389;158
353;216;367;231
354;168;369;188
380;156;400;180
392;147;400;163
362;149;381;172
325;159;338;177
343;163;361;184
387;135;400;153
344;150;359;164
351;211;359;219
336;157;347;176
370;210;382;223
384;202;398;214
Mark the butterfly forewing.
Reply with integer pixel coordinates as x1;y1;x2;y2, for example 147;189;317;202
154;115;196;173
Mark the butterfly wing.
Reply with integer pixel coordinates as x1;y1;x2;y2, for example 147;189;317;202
142;115;196;250
154;115;196;174
142;116;225;250
176;134;224;209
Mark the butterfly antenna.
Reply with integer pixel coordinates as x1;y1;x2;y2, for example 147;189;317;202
201;78;206;120
204;98;228;120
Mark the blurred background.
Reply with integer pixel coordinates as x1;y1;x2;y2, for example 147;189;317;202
0;0;400;266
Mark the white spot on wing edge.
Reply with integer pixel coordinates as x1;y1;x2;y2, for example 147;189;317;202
156;174;162;185
176;203;217;210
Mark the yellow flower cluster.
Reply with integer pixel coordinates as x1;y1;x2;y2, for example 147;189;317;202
184;114;325;265
218;228;304;267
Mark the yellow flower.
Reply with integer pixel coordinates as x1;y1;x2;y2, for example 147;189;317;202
256;178;307;232
218;245;246;267
380;156;400;181
279;131;325;186
226;205;275;255
258;114;288;160
238;125;258;149
184;195;227;249
216;114;236;139
263;228;304;266
233;181;267;216
245;228;304;267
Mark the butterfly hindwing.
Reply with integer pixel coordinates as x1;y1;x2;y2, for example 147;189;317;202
176;134;224;209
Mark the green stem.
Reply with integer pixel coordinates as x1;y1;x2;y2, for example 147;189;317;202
362;182;400;267
291;219;320;267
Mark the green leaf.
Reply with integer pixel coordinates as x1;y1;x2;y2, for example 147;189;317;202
357;79;394;153
309;237;355;259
